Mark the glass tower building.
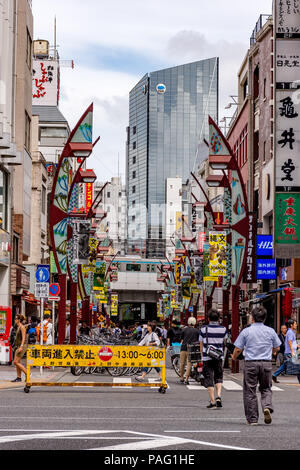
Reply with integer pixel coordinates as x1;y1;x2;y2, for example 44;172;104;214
126;58;219;258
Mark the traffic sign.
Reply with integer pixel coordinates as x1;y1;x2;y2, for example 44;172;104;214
49;297;60;302
98;346;113;362
36;265;50;283
35;283;49;299
98;315;105;323
49;283;61;297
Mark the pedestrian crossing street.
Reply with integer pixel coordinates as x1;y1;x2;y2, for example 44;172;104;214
111;377;284;392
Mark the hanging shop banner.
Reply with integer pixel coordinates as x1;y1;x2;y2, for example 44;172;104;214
50;251;58;274
191;203;205;242
72;220;90;265
191;256;203;286
231;169;248;286
274;1;300;257
275;90;300;191
93;263;106;290
275;193;300;257
243;212;257;283
208;232;227;277
203;243;217;282
198;232;206;253
94;287;108;304
175;262;182;284
111;293;118;316
86;183;93;214
88;238;97;272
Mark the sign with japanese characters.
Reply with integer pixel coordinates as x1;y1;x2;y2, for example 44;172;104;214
275;193;300;257
243;213;257;283
275;91;300;191
275;0;300;36
256;260;277;280
32;60;59;106
27;345;166;369
208;232;227;277
274;1;300;257
110;293;118;316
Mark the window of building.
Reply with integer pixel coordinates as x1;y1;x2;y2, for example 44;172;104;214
0;169;9;231
133;126;137;135
41;185;46;215
25;111;31;151
132;171;136;179
132;215;135;222
26;28;32;70
133;142;136;150
39;127;68;139
12;234;19;264
263;141;266;162
126;264;141;272
133;156;136;165
132;200;135;208
107;192;111;198
132;186;136;194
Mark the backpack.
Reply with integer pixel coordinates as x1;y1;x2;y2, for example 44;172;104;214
172;327;182;344
9;326;16;347
27;325;37;344
36;321;50;344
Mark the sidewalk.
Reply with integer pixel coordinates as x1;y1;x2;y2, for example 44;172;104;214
0;365;69;390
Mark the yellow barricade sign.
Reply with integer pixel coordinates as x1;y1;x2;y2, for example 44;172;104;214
27;345;165;369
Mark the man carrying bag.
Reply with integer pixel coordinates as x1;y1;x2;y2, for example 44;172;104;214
232;306;281;426
199;309;227;409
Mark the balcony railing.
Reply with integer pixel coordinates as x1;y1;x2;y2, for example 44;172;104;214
250;14;272;46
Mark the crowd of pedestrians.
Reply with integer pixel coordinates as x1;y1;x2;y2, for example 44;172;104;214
7;306;299;425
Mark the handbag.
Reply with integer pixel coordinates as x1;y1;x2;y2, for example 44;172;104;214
206;327;223;360
286;356;300;376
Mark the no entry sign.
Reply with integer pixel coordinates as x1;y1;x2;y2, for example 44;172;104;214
98;347;113;362
49;283;61;297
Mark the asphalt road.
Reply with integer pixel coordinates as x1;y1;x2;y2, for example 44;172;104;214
0;366;299;451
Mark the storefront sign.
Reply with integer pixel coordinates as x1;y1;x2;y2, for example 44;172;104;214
256;260;277;280
209;232;227;277
86;183;93;214
110;293;118;316
275;193;300;257
243;213;257;283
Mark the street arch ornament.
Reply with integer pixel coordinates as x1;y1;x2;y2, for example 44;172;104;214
49;104;94;343
209;116;249;288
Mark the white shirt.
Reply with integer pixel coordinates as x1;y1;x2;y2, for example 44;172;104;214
138;332;160;347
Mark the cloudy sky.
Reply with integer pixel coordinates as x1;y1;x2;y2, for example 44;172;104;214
32;0;272;182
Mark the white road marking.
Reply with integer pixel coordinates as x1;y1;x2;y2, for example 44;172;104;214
92;437;188;451
112;378;132;389
222;381;243;391
165;430;241;433
187;385;206;390
0;430;116;445
90;430;253;451
271;386;283;391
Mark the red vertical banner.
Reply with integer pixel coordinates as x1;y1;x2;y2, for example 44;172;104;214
86;183;93;214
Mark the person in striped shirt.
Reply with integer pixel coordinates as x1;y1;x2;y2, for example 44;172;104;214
199;309;227;409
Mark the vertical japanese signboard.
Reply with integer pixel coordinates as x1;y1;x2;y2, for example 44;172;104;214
274;0;300;258
111;293;118;317
208;232;227;277
86;183;93;214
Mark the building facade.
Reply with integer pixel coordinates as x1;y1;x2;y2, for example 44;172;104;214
126;59;219;258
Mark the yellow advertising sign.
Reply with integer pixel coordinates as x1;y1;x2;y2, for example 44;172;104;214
111;293;118;316
209;231;227;277
170;290;179;309
27;345;166;369
88;238;97;272
176;212;182;233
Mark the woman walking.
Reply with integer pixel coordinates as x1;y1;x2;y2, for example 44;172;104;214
11;314;27;383
135;322;162;382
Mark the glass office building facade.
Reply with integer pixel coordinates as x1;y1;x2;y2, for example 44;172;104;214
126;58;219;258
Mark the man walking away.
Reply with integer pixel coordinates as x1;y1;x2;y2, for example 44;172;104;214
272;324;287;383
233;306;281;425
179;317;199;385
199;309;227;409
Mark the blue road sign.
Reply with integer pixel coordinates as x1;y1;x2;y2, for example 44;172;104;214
49;283;60;296
36;265;50;283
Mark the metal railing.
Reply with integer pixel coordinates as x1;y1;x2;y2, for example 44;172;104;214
250;14;272;46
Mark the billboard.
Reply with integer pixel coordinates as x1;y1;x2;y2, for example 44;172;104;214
209;232;227;277
33;59;59;106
